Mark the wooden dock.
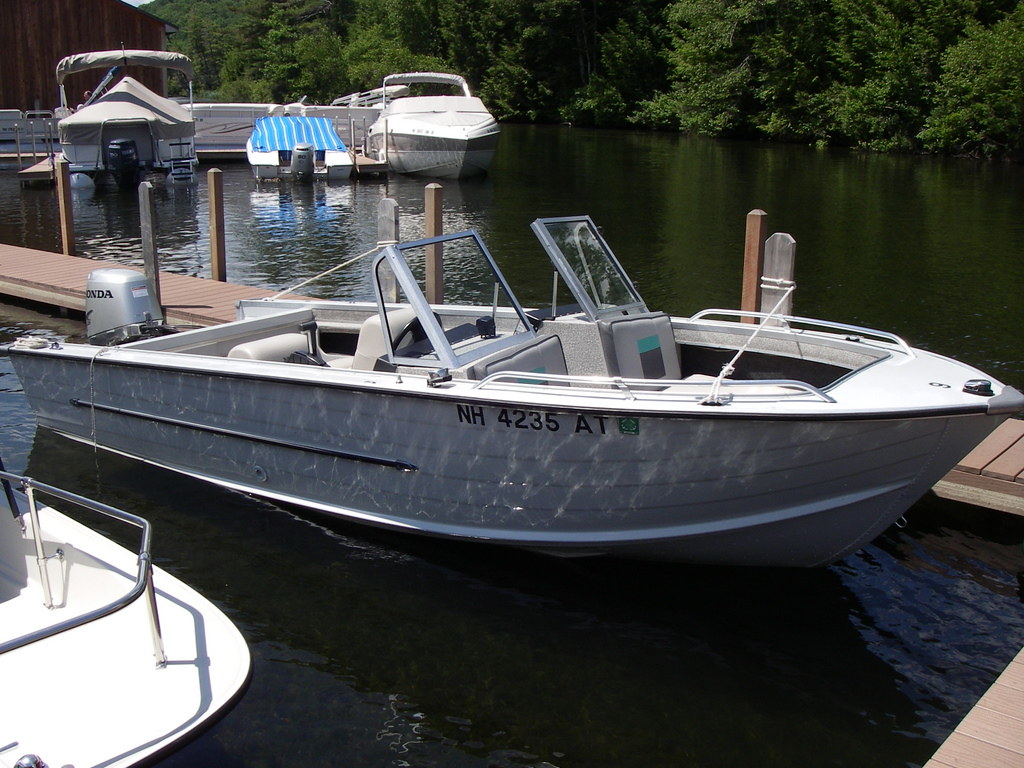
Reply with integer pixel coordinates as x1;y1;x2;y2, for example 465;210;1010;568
0;242;309;327
925;646;1024;768
933;418;1024;516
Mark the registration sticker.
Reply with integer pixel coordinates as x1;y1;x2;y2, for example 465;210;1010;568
618;418;640;435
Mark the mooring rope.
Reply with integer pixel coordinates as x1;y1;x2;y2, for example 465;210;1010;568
702;279;796;406
267;242;391;300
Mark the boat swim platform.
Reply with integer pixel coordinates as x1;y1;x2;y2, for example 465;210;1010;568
0;241;1021;510
0;241;310;328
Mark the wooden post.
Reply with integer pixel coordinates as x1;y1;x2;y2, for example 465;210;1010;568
208;168;227;281
759;233;796;319
377;198;399;302
425;182;443;304
740;209;767;320
138;181;162;310
55;157;75;256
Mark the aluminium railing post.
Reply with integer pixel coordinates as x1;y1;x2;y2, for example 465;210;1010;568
24;485;56;609
140;552;167;667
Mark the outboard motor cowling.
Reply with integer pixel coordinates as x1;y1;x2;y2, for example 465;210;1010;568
85;268;176;345
290;143;314;182
105;138;140;189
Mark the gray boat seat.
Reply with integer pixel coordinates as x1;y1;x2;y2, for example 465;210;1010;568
597;312;680;379
228;333;309;362
345;307;419;370
467;334;568;383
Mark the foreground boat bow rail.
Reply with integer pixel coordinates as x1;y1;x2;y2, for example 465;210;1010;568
0;460;250;768
9;216;1022;566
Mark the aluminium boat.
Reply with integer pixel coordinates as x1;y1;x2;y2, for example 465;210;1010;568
55;50;198;188
364;72;500;178
8;217;1022;566
0;457;250;768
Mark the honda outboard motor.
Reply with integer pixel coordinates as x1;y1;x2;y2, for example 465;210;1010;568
85;268;177;345
290;143;314;182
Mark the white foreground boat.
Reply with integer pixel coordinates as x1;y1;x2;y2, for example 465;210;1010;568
365;72;500;178
55;50;198;188
8;217;1022;566
246;115;354;181
0;459;250;768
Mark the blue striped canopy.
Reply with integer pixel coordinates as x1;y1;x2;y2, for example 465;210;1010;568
249;116;347;152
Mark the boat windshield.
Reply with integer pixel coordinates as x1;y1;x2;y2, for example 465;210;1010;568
374;230;535;370
531;216;647;320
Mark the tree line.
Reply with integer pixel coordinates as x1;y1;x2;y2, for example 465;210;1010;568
143;0;1024;158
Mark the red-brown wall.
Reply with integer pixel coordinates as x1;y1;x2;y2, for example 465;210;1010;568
0;0;174;112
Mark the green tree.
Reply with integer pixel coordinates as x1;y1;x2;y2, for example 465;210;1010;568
919;4;1024;156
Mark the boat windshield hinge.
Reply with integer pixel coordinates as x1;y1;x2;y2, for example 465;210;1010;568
427;368;452;387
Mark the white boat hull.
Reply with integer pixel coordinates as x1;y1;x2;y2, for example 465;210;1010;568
0;484;250;768
368;129;499;179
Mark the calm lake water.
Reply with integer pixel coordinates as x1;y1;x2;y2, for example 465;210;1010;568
1;125;1023;768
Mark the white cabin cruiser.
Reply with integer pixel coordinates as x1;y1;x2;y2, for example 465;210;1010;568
8;217;1022;566
246;115;354;181
365;72;500;178
0;458;250;768
55;50;198;188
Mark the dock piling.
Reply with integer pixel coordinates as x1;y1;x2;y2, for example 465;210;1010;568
741;209;767;322
138;181;163;310
425;183;443;304
208;168;226;282
55;158;75;256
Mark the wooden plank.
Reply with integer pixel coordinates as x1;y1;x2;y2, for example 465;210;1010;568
957;420;1024;473
926;732;1024;768
925;649;1024;768
983;434;1024;483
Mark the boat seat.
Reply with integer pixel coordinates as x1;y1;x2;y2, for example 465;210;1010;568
337;307;420;371
227;333;310;362
597;312;681;380
467;334;568;383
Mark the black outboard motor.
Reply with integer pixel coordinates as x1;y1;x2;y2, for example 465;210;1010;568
290;142;315;182
105;138;140;189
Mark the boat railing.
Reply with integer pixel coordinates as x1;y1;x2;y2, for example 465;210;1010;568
686;309;916;357
0;470;166;666
471;371;836;403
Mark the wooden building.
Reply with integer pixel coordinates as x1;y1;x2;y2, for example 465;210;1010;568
0;0;177;113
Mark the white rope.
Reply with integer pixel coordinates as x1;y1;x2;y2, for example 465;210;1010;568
266;243;388;300
702;280;796;405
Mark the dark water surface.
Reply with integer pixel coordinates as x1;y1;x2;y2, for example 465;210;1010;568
1;126;1023;767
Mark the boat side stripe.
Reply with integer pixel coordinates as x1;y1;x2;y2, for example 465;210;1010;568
69;397;417;472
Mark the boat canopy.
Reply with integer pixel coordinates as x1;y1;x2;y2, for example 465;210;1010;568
249;116;348;152
381;72;472;98
56;50;194;84
57;77;195;143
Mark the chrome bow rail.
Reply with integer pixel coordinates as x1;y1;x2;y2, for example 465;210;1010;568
0;469;166;666
472;371;835;403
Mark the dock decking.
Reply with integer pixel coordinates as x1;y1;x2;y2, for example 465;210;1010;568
933;419;1024;516
924;646;1024;768
0;241;308;327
